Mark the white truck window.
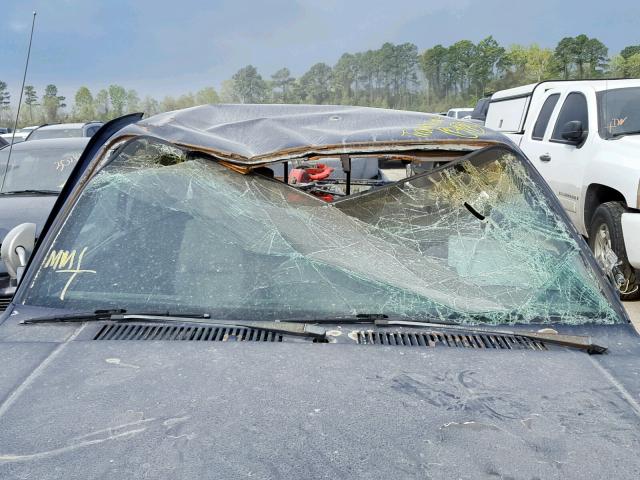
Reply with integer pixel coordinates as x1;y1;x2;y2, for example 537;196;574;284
597;87;640;139
532;94;560;140
551;93;588;142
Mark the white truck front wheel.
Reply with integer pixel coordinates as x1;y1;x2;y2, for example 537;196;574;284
588;202;640;300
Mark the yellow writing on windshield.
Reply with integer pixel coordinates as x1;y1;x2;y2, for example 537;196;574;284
43;247;96;300
44;249;77;269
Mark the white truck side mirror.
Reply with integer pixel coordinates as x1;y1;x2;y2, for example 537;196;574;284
1;223;36;282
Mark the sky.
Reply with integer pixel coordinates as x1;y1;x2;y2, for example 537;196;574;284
0;0;637;104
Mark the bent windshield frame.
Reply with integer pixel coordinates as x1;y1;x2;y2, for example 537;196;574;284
18;137;625;325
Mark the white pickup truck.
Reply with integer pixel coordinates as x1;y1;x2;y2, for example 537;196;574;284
486;79;640;299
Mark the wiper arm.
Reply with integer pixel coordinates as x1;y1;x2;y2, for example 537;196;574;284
374;319;607;354
284;313;483;326
283;313;391;324
264;313;606;353
20;309;208;323
110;314;327;339
21;310;327;340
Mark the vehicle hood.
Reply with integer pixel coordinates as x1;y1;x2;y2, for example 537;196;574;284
0;195;56;240
1;319;640;479
615;134;640;147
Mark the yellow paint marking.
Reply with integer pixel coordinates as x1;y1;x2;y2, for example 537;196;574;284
44;247;96;300
44;249;77;270
607;117;628;132
403;118;485;139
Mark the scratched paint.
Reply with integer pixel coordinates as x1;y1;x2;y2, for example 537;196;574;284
0;415;191;463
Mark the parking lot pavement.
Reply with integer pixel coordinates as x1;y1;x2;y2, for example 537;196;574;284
624;301;640;331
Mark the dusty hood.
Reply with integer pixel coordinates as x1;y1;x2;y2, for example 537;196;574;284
1;320;640;479
118;104;508;164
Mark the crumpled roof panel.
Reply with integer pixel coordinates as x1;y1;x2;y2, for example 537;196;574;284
118;104;508;164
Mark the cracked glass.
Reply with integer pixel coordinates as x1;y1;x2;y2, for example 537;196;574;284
22;137;622;325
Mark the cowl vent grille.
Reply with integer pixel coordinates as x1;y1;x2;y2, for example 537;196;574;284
355;331;546;350
94;324;283;342
0;296;12;312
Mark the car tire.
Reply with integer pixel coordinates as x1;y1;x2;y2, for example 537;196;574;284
588;201;640;301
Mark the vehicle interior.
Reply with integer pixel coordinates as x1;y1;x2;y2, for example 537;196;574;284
259;150;469;202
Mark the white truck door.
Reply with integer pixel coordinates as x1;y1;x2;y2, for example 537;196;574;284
530;90;592;226
521;90;562;177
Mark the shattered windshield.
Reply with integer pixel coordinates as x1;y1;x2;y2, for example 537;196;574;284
21;137;622;325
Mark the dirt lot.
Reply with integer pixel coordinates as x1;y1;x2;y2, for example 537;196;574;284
625;301;640;331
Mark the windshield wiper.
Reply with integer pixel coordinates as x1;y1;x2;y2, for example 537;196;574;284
283;313;489;326
0;189;60;196
282;313;392;324
374;319;607;354
21;310;327;340
20;309;207;323
284;314;606;354
21;311;605;352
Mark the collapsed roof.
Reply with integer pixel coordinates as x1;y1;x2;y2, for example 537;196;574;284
117;104;509;165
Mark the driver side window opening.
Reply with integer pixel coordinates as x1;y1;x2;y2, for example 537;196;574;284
551;92;589;143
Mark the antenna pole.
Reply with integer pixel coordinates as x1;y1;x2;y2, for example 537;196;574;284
4;11;37;181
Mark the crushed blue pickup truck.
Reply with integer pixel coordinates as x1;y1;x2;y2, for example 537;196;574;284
0;105;638;479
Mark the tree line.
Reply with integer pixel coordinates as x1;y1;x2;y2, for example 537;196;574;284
1;35;639;128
